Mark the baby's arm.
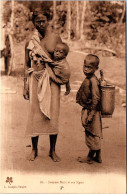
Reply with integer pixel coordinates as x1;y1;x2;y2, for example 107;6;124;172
65;81;71;95
45;63;65;85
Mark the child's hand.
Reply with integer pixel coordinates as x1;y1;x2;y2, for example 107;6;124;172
64;90;70;95
65;85;71;95
86;110;96;124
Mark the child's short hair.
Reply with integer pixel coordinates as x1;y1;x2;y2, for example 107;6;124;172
84;54;100;69
60;42;69;56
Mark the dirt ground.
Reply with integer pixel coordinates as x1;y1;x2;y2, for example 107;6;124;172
0;51;126;193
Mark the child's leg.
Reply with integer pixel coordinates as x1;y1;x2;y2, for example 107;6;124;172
77;128;96;164
27;136;39;161
94;149;102;163
65;81;71;95
77;152;93;164
88;150;96;158
77;149;95;164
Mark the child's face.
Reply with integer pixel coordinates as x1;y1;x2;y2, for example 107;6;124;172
54;44;66;60
83;62;97;77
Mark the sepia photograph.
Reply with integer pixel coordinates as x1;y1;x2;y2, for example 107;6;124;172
0;0;126;193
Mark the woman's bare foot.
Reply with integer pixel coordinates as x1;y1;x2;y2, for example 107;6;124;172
27;149;38;161
77;156;93;164
49;151;61;162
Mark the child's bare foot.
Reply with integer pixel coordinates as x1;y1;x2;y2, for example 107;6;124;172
49;151;61;162
94;150;102;163
77;156;93;164
93;156;102;163
27;149;38;161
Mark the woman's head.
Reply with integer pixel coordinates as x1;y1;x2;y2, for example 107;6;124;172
32;8;50;34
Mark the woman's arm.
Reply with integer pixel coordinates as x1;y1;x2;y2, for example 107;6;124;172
23;42;31;100
24;42;31;75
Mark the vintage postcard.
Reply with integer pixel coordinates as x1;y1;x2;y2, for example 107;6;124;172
0;0;126;193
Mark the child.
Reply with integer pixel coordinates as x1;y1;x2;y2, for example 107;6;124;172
76;54;102;164
47;42;71;95
29;42;71;95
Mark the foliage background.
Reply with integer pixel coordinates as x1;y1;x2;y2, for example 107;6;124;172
2;1;126;57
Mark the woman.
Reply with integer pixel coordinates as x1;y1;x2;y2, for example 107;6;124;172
23;8;64;162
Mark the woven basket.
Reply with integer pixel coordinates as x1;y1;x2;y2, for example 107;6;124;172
101;84;115;118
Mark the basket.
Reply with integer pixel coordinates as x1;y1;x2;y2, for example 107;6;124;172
100;84;115;118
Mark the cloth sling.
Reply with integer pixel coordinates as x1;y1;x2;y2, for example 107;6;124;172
27;29;53;64
27;30;52;119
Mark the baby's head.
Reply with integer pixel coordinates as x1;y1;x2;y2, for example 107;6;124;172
54;42;69;60
83;54;100;76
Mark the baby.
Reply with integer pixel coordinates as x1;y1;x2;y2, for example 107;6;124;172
48;42;71;95
30;42;71;95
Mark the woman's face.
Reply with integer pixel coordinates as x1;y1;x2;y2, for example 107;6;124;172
34;15;48;34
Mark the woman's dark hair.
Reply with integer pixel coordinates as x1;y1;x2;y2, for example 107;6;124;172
32;8;51;22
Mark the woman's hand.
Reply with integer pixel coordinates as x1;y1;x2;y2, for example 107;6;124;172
23;88;29;100
25;68;34;76
85;115;93;125
23;77;29;100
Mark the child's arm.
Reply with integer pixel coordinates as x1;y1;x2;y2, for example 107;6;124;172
86;78;100;124
76;80;87;107
45;63;65;85
65;81;71;95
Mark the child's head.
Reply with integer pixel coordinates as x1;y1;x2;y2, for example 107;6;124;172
83;54;99;76
54;42;69;60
